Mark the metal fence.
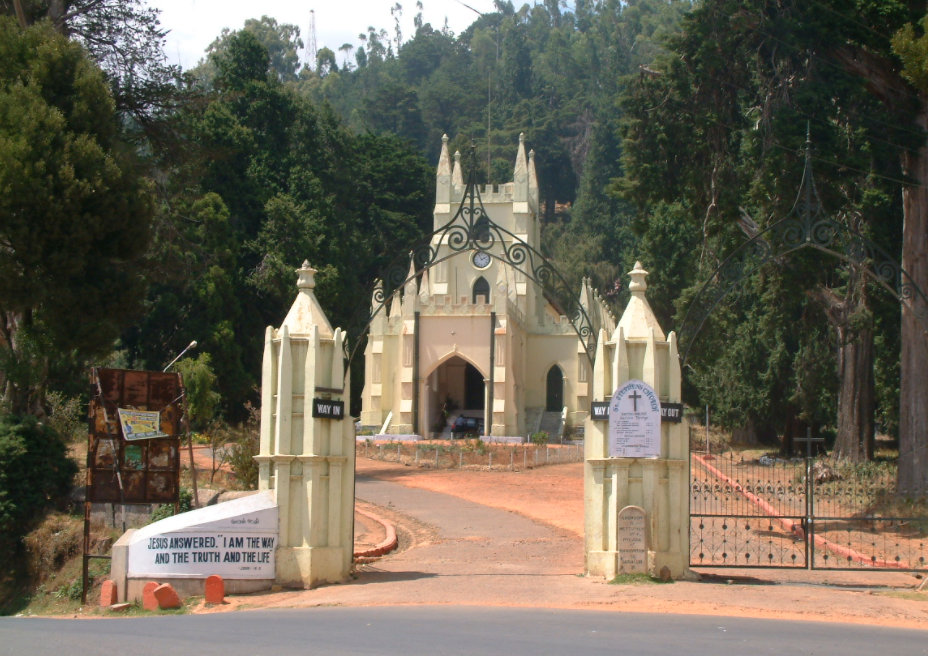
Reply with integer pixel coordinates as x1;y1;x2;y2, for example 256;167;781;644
690;450;928;571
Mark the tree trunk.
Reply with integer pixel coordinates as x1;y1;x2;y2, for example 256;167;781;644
833;315;874;462
812;273;875;462
899;106;928;498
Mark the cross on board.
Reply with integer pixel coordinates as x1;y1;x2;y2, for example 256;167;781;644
629;391;642;411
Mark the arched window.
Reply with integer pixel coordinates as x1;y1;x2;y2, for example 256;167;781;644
473;276;490;304
474;216;491;243
546;365;564;411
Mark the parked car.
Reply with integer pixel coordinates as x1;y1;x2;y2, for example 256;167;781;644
451;415;484;438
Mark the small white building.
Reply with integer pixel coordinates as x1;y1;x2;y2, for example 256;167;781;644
360;135;616;439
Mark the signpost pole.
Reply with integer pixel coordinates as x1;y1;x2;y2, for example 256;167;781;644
179;377;199;509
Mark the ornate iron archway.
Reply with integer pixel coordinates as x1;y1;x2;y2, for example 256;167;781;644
678;134;928;365
344;147;597;372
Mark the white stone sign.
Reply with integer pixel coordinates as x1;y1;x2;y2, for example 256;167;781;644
618;505;648;573
128;491;278;580
608;379;661;458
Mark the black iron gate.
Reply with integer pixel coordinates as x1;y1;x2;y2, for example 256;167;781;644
690;439;928;571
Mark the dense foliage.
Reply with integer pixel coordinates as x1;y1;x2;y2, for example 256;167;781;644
0;17;153;415
0;415;77;572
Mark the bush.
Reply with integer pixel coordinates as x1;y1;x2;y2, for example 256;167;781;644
150;488;193;524
0;415;78;579
226;403;260;490
530;431;549;446
45;392;85;443
228;430;259;490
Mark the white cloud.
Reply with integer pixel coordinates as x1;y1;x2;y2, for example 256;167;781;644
152;0;490;70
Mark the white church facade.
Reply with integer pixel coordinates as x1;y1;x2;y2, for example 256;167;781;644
359;135;617;439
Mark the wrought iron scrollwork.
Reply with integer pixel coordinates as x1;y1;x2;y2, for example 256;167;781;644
344;149;597;369
678;134;928;365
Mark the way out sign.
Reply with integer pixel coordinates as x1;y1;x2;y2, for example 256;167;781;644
608;380;661;458
312;398;344;419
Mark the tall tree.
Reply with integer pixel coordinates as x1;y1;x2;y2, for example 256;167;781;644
890;7;928;494
619;0;910;465
1;0;181;126
0;16;153;416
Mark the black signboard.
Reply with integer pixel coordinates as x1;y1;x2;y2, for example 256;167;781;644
590;402;610;421
312;398;345;419
660;403;684;423
592;400;684;423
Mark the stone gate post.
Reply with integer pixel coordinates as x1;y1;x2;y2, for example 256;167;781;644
256;261;355;588
584;262;690;579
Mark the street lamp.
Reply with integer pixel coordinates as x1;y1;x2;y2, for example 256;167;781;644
163;340;198;372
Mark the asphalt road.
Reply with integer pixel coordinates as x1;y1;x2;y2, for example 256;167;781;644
2;607;925;656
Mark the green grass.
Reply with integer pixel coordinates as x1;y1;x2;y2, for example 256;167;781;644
608;572;674;585
877;590;928;602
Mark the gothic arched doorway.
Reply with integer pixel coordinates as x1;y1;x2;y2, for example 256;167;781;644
425;356;486;435
546;365;563;412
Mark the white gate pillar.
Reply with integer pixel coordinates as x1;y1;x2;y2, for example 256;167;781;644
584;262;690;579
256;262;355;588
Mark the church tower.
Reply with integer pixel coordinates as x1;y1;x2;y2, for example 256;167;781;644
360;135;612;441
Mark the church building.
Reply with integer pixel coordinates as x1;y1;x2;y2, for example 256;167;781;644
359;135;620;439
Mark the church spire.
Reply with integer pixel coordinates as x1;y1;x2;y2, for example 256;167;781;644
452;150;463;186
514;133;528;178
403;253;418;316
437;134;451;176
528;149;539;210
436;134;451;204
514;133;528;202
419;264;430;298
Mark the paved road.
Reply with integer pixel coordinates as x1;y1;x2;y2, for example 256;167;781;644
2;607;925;655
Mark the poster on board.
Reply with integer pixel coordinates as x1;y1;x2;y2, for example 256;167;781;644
608;379;661;458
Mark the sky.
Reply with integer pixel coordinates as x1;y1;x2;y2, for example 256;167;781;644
151;0;493;71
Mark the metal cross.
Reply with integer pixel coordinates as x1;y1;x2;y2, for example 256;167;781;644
629;391;641;412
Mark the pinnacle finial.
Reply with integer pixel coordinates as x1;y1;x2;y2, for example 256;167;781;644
452;150;463;185
437;134;452;178
628;261;648;294
296;261;316;290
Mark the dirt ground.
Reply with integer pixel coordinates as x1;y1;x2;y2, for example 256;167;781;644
195;455;928;629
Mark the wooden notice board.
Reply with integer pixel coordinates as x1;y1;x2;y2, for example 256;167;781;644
86;368;185;506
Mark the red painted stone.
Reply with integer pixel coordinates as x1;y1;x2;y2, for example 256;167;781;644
204;575;225;605
99;580;118;608
142;581;160;611
153;583;182;609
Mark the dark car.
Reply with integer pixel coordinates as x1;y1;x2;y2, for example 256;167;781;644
451;416;484;438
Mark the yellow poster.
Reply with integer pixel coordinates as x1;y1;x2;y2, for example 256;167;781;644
117;408;167;441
